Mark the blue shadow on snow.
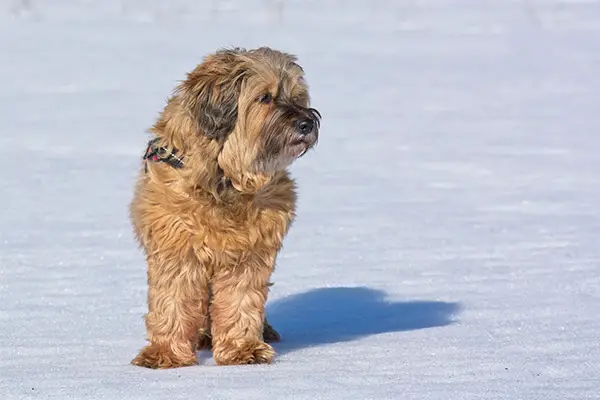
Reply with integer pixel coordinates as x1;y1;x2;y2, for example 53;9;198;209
266;287;460;354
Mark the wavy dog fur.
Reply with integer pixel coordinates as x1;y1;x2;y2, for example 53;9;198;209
130;47;320;368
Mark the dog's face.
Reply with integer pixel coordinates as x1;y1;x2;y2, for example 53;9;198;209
179;48;320;186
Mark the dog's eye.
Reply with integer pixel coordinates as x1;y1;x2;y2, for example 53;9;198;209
258;93;273;104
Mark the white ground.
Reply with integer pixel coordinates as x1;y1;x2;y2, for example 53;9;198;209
1;1;599;399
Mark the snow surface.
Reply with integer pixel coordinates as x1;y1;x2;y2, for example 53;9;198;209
1;0;600;399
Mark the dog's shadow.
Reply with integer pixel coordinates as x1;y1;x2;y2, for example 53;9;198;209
266;287;460;355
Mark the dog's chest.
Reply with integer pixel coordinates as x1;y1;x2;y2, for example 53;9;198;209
195;193;295;253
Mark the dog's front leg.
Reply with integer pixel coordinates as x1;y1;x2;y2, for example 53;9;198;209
210;254;275;365
132;255;209;369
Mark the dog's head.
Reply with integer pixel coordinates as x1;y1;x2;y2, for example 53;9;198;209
177;47;320;191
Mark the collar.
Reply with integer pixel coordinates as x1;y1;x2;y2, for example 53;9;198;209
143;138;184;171
142;138;237;195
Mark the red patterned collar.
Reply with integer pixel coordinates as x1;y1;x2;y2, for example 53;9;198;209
143;138;184;171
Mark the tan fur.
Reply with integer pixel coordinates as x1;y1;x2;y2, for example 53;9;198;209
129;47;319;368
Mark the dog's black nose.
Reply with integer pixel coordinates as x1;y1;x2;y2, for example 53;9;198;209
295;118;314;135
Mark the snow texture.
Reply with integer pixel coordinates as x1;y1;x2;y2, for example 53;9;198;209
1;0;599;399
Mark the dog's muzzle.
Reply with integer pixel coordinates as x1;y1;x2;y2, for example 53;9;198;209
295;118;315;135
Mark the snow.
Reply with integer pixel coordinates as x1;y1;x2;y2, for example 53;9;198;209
1;0;599;399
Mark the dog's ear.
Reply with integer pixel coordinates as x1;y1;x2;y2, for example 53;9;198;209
179;49;247;140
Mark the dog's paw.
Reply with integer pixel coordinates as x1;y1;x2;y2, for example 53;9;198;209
131;343;197;369
197;323;279;349
213;341;275;366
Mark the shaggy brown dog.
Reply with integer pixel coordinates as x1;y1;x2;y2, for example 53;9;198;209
129;47;320;368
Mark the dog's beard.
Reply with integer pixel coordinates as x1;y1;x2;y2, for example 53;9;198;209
253;112;318;173
254;144;309;173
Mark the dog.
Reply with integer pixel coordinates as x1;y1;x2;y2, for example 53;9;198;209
129;47;320;368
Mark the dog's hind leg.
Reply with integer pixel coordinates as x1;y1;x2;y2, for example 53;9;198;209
132;254;209;369
263;318;280;343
